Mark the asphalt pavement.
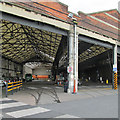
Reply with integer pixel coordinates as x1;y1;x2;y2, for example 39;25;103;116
1;81;119;119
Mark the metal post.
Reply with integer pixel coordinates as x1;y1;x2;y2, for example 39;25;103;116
74;22;78;93
113;44;118;89
68;27;74;93
6;83;8;97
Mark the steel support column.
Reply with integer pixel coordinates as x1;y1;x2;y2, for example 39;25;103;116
68;27;74;93
74;23;78;93
113;44;118;90
68;21;78;93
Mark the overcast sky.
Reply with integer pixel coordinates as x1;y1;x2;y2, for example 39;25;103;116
59;0;119;14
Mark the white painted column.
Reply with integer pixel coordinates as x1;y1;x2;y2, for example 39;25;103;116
113;43;118;89
68;27;74;93
73;21;78;93
74;30;78;93
113;44;117;68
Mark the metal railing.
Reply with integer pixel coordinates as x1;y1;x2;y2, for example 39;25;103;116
6;80;22;97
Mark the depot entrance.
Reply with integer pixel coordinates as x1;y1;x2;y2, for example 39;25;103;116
0;14;68;103
1;19;119;92
0;12;119;94
55;34;119;89
79;45;112;85
0;18;64;83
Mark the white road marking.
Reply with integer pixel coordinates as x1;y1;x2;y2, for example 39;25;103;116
55;114;79;118
42;87;51;89
0;98;11;101
6;107;50;118
97;91;113;95
55;87;62;89
27;87;38;90
0;114;3;119
0;102;27;109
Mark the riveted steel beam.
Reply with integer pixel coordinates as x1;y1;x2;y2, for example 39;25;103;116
1;12;68;36
78;35;113;49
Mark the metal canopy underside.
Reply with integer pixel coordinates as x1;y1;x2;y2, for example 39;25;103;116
79;44;108;63
78;35;113;49
0;20;62;64
79;50;112;71
58;41;109;68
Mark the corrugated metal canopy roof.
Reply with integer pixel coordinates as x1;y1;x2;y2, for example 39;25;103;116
1;20;62;63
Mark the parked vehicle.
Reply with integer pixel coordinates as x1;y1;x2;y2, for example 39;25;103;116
25;74;32;82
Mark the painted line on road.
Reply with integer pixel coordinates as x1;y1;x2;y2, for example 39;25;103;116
55;114;80;118
55;87;62;89
84;91;102;97
78;88;112;92
42;87;51;89
0;114;3;119
103;88;112;90
6;107;50;118
0;98;12;101
0;102;27;109
27;87;38;90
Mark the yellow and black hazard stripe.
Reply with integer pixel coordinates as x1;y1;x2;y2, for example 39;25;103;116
17;81;21;89
6;80;23;97
7;82;13;92
114;72;118;90
13;81;18;90
20;80;23;87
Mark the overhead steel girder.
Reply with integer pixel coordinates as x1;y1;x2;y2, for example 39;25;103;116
78;35;113;49
78;34;120;55
0;12;68;36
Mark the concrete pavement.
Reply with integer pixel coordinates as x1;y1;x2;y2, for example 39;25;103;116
40;94;118;118
1;82;118;118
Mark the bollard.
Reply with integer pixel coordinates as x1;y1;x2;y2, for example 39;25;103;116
6;83;8;97
106;79;108;85
114;72;118;90
73;80;76;94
